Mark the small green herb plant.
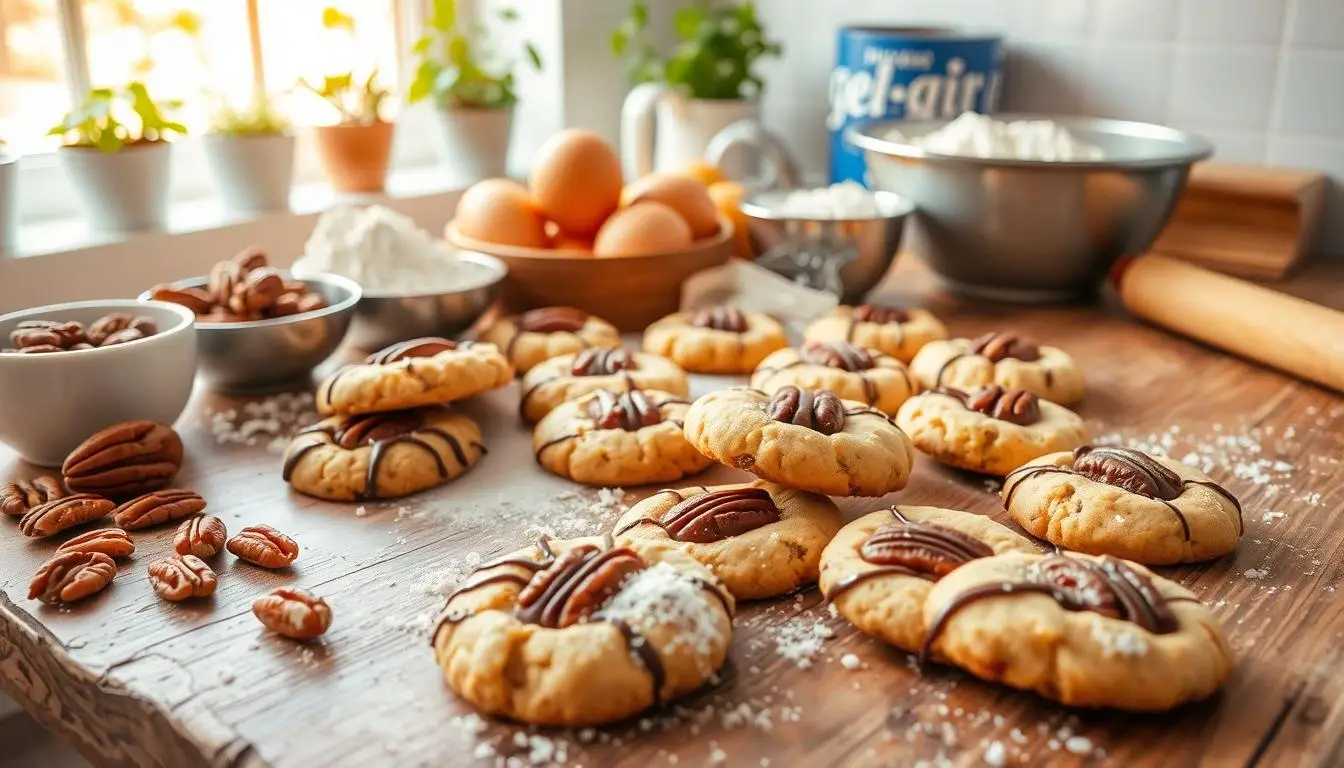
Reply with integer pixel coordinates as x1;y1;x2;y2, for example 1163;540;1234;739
209;95;292;136
407;0;542;109
49;82;186;152
611;1;782;100
299;8;391;125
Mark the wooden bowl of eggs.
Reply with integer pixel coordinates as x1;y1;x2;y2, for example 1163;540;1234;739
445;129;733;331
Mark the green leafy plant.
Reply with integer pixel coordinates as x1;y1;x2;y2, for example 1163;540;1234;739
407;0;542;109
48;82;186;152
611;1;782;100
209;95;292;136
299;9;390;124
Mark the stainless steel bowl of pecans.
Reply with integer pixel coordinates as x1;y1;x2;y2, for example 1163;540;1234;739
140;249;361;393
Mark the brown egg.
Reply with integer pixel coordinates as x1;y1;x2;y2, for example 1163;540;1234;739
593;202;693;257
621;173;720;239
530;129;623;238
455;179;548;248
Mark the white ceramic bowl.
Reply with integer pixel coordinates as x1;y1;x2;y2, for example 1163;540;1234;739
0;299;197;467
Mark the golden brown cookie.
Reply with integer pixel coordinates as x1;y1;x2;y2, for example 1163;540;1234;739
1001;446;1242;565
922;551;1233;711
533;388;712;486
317;338;512;417
613;481;841;600
818;506;1036;652
895;385;1088;476
683;386;913;497
642;306;788;374
909;332;1084;406
431;535;733;726
750;341;917;415
803;304;948;363
283;407;485;501
519;347;689;424
479;306;621;375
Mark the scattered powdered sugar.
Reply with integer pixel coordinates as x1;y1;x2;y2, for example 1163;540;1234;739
1064;736;1094;755
1244;568;1270;580
602;563;726;659
983;740;1007;766
840;653;862;670
207;392;316;450
524;488;630;540
770;617;834;669
1089;615;1149;658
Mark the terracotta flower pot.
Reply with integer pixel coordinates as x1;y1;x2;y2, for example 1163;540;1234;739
312;121;396;194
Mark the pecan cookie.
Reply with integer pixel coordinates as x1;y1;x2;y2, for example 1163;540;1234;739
432;535;733;726
750;342;917;415
910;332;1084;406
803;304;948;364
518;348;689;424
896;386;1088;476
819;506;1036;652
317;338;513;417
613;481;841;600
479;307;621;375
683;387;914;497
1002;447;1242;565
921;551;1233;711
642;306;788;374
283;407;486;502
533;389;711;487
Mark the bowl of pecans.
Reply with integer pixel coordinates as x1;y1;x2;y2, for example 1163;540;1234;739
0;299;197;466
141;248;361;393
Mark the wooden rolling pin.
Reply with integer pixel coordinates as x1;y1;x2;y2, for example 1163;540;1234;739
1113;253;1344;394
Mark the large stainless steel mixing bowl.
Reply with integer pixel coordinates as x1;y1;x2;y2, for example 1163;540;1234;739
848;114;1213;302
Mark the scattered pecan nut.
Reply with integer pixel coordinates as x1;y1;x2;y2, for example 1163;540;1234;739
28;551;117;604
860;519;994;578
659;488;782;543
0;476;65;517
19;493;115;538
150;284;215;315
55;527;136;559
571;347;637;376
852;304;910;325
174;515;228;558
228;267;286;315
801;341;874;371
253;587;332;640
112;489;206;530
148;555;218;601
970;332;1041;363
689;306;747;333
586;389;662;430
1072;446;1182;500
233;246;268;273
765;386;846;435
9;328;61;349
516;545;645;628
964;385;1042;426
269;293;305;318
366;337;459;365
227;524;299;568
62;420;184;497
517;307;588;333
99;327;146;347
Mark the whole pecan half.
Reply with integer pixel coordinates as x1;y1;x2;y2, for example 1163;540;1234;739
852;304;910;324
1073;446;1182;500
87;313;155;346
659;487;782;543
174;515;228;558
148;555;218;601
208;259;247;305
150;284;215;315
970;332;1041;363
19;493;115;538
56;527;136;559
228;267;286;315
0;476;65;517
269;293;305;318
62;420;184;497
689;306;747;333
112;489;206;530
586;389;662;430
366;337;459;365
766;386;846;435
964;385;1042;426
571;347;637;376
10;328;61;349
517;307;588;333
28;551;117;604
325;413;421;449
801;341;874;371
861;519;994;578
15;319;86;347
233;246;268;273
516;544;645;628
253;587;332;640
99;327;146;347
228;524;299;568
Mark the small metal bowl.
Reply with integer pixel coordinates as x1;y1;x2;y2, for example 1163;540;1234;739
740;189;914;303
139;272;360;393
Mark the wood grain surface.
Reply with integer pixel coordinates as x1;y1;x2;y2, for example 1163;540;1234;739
3;260;1344;768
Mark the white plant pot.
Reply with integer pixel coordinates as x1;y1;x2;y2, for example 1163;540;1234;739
431;107;513;185
59;143;172;233
0;155;17;255
202;133;296;214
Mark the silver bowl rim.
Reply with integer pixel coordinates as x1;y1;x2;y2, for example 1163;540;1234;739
350;250;509;301
0;298;195;360
847;113;1214;170
739;188;915;223
136;271;363;330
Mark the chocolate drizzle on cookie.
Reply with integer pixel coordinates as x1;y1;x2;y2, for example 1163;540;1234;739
933;385;1042;426
572;347;638;376
826;508;994;602
920;553;1183;660
852;304;910;326
614;487;782;544
533;389;689;460
765;386;846;435
690;306;748;333
802;341;874;371
934;332;1041;387
517;306;588;334
367;337;462;365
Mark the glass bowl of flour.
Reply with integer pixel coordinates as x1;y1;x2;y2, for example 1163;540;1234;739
293;205;506;350
848;112;1212;302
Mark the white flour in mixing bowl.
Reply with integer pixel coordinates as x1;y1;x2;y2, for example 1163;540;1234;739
887;112;1105;161
776;181;883;219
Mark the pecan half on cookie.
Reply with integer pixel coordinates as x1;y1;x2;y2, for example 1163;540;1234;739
63;421;184;497
516;545;646;628
656;488;782;544
765;386;846;435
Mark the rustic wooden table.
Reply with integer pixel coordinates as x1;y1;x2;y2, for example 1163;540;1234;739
3;259;1344;768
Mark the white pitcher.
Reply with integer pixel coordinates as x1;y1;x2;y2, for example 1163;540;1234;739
620;82;759;180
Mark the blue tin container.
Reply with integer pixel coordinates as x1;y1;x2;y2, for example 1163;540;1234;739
829;27;1004;186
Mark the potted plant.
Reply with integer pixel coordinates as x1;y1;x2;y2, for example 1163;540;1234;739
611;1;782;178
407;0;541;182
48;82;185;232
202;96;296;214
0;139;17;254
